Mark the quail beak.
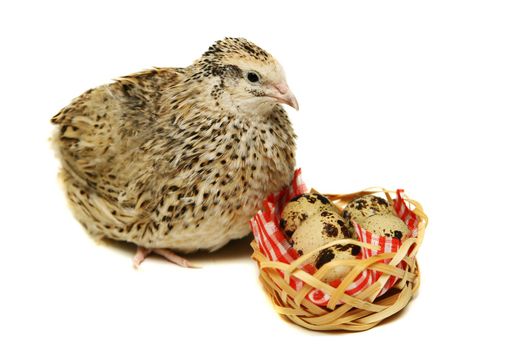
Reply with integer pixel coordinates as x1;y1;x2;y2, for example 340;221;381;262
269;82;299;110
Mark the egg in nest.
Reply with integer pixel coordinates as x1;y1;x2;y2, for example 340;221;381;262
362;214;410;240
290;211;360;282
342;195;393;224
315;244;361;282
290;210;355;255
280;193;338;238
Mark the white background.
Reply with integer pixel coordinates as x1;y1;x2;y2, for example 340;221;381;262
1;0;524;349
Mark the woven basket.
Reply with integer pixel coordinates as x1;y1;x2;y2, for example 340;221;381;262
250;188;428;331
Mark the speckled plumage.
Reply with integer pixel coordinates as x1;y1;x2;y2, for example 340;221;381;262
51;38;297;255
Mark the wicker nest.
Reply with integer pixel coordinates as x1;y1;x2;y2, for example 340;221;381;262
250;187;428;332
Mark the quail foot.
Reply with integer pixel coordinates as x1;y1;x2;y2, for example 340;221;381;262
51;38;298;267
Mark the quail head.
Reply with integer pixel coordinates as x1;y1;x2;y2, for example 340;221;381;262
51;38;298;267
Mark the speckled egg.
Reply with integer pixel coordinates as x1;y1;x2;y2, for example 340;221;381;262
342;195;393;225
280;193;338;237
362;214;410;240
315;243;361;282
290;211;355;256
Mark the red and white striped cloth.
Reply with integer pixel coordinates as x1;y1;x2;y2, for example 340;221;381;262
250;169;419;306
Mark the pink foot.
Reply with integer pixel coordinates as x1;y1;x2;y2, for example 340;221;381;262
133;246;197;268
133;247;152;268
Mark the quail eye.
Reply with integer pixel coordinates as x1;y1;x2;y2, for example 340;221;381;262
246;71;260;83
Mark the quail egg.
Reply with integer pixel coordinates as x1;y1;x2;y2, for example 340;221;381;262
362;214;409;240
290;211;356;256
315;243;361;282
280;193;338;237
342;195;393;224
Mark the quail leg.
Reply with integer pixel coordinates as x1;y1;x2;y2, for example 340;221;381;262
133;246;197;268
132;247;152;268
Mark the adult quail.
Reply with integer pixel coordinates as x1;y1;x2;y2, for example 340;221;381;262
51;38;298;267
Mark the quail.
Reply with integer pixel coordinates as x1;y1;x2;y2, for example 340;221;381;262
51;38;298;267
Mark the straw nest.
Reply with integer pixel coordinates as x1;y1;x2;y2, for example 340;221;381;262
250;188;428;331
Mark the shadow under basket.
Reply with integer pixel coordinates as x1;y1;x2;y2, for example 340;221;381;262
250;189;428;332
